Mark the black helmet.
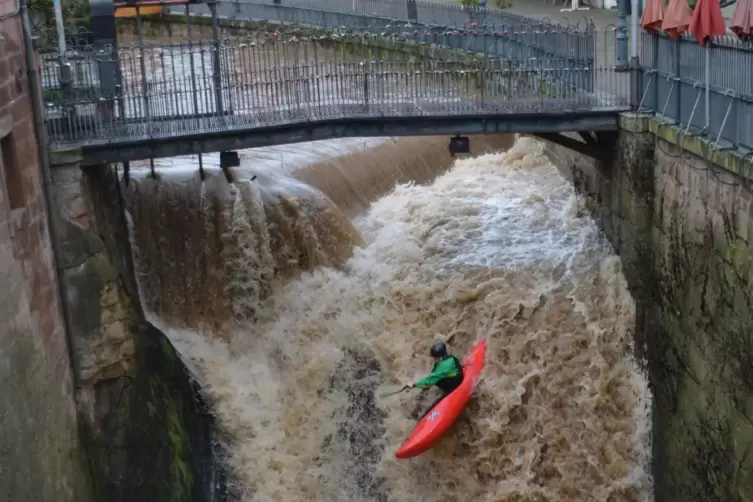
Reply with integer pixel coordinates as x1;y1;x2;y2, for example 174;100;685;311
430;340;447;358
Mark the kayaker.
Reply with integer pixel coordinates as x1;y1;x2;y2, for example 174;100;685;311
410;340;464;419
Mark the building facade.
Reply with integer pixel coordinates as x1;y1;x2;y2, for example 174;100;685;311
0;5;92;501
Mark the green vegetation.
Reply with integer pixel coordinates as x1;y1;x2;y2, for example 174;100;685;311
28;0;90;25
28;0;91;48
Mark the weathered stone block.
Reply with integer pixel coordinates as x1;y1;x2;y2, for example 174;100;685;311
48;147;83;167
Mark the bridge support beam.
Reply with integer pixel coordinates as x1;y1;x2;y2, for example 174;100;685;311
532;132;617;163
76;113;621;164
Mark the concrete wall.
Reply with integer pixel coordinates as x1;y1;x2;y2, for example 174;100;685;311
0;13;94;502
544;117;753;502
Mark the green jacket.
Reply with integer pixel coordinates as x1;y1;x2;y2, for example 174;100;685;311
414;356;462;388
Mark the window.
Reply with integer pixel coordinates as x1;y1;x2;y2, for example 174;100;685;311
1;132;24;210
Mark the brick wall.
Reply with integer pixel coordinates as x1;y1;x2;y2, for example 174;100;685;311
0;12;93;502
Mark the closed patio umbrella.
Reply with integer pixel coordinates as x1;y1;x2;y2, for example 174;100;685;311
731;0;753;40
689;0;727;46
688;0;727;133
662;0;692;39
641;0;665;33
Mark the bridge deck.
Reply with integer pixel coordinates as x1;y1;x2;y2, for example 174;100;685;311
67;102;624;163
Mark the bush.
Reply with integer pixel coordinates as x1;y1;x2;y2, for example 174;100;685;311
28;0;91;29
28;0;92;49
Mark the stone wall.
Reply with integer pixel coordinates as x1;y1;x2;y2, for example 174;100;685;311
48;153;137;429
543;119;753;501
0;13;94;502
48;151;229;501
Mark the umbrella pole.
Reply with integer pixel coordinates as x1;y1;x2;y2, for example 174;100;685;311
629;0;640;104
705;44;710;131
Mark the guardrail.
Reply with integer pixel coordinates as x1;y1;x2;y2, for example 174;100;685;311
639;31;753;151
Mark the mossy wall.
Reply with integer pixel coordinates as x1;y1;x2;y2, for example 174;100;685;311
84;323;228;502
49;152;229;502
544;123;753;501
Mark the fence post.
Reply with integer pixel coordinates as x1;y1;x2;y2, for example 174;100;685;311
91;0;120;126
135;7;152;137
615;0;629;70
704;44;710;131
651;35;658;110
581;24;596;94
407;0;417;22
209;0;225;117
186;4;200;119
630;0;640;106
673;40;681;123
630;36;642;107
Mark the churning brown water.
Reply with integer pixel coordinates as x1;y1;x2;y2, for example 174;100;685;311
125;135;652;502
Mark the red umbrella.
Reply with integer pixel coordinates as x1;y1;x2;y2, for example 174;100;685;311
641;0;666;33
731;0;753;40
662;0;692;39
689;0;727;46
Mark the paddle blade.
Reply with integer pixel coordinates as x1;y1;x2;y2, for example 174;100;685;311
381;385;411;398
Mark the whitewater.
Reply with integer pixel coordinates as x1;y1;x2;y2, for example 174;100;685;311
125;134;653;502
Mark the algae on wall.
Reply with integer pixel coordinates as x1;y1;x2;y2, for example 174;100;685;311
86;323;228;502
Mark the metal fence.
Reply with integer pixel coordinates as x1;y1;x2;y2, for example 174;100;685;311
199;0;601;98
196;0;597;67
639;31;753;151
40;22;628;149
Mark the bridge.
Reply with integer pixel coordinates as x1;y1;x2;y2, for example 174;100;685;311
40;0;632;164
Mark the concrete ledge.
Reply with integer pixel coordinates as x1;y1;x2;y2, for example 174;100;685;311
619;113;753;180
49;148;84;167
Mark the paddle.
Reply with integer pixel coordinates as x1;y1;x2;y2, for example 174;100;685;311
380;384;414;398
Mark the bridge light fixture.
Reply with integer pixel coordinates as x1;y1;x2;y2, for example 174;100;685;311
449;135;470;157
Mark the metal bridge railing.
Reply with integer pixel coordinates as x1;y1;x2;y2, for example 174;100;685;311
39;28;629;149
638;31;753;151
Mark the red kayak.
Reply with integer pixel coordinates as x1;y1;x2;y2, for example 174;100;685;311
394;339;487;459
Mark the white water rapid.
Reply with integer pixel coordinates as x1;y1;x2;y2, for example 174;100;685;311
125;134;652;502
